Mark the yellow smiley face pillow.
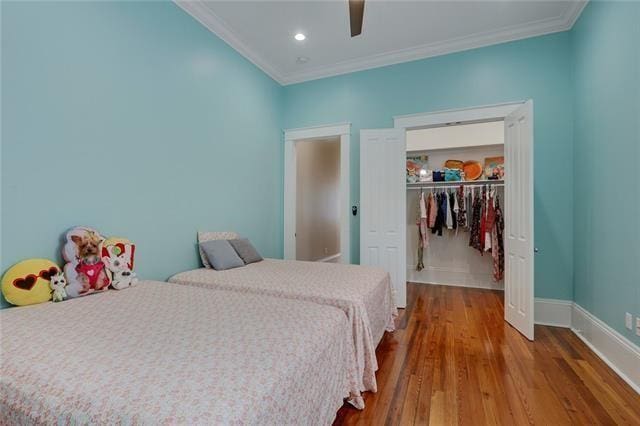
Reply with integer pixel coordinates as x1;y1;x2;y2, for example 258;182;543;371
1;259;59;306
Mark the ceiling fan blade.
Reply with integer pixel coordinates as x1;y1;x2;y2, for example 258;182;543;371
349;0;365;37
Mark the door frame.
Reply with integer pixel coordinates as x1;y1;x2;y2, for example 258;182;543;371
393;102;525;129
393;100;533;329
283;123;351;264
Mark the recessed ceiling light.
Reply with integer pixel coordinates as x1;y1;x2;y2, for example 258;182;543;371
296;56;309;64
294;33;306;41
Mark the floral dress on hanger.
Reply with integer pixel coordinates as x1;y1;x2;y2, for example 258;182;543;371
428;192;437;228
478;186;488;254
492;196;505;281
416;192;428;271
469;190;482;250
456;186;467;228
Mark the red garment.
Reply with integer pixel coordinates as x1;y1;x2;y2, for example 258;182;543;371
76;262;105;287
485;196;496;230
484;194;496;252
478;189;487;253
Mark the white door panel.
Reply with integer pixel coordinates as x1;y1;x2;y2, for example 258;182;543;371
504;100;534;340
360;129;406;308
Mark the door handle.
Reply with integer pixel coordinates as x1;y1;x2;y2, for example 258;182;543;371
534;247;539;253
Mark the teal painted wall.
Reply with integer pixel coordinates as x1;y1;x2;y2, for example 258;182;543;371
3;0;637;341
571;1;640;345
1;1;284;306
284;33;575;300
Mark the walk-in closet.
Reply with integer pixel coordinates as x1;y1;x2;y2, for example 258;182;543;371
361;101;533;338
406;121;506;290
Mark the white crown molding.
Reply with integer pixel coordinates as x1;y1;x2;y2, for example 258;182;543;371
282;1;588;85
175;0;588;86
563;0;589;28
174;0;285;84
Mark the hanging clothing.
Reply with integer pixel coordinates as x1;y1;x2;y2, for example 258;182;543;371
427;192;437;228
449;190;457;230
456;186;467;228
445;191;454;230
416;193;428;271
478;186;487;254
484;192;495;252
419;192;428;240
424;193;431;228
467;188;474;227
469;190;482;250
492;196;505;281
432;192;446;236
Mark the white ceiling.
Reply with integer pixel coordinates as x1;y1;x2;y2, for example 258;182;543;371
176;0;587;85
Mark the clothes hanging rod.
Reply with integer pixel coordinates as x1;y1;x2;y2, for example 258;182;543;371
406;179;504;189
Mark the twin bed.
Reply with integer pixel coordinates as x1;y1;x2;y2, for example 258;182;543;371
1;236;397;425
169;258;397;394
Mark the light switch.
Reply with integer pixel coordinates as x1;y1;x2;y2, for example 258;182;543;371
626;312;633;330
636;317;640;337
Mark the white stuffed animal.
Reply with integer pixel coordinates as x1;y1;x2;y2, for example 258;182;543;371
102;245;138;290
49;271;68;302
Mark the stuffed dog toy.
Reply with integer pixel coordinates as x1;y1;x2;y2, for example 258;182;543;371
71;231;110;293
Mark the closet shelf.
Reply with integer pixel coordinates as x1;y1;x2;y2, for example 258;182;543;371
407;179;504;189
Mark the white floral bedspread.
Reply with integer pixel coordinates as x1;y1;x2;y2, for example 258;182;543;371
169;259;397;393
0;281;360;425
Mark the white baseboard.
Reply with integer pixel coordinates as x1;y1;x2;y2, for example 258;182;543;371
316;253;341;263
529;299;639;394
534;298;573;327
571;303;640;394
408;266;503;290
410;278;504;291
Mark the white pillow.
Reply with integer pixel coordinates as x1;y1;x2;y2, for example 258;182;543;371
197;231;239;268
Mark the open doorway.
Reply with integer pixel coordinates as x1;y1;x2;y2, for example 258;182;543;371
295;138;341;262
283;123;351;264
360;102;534;340
406;120;505;290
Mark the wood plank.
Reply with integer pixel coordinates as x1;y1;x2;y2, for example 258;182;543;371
334;283;640;426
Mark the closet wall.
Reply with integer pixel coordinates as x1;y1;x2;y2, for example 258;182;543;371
407;123;504;289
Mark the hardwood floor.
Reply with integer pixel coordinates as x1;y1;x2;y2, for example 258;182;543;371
334;283;640;425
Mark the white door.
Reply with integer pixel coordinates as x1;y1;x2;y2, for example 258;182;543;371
360;129;406;308
504;100;535;340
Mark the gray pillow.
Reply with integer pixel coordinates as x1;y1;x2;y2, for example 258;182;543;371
199;240;245;270
229;238;263;264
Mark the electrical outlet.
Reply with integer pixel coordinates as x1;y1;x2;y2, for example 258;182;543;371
626;312;633;330
636;317;640;337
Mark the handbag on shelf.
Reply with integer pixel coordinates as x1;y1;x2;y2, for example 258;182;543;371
432;170;445;182
420;169;433;182
444;168;462;182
